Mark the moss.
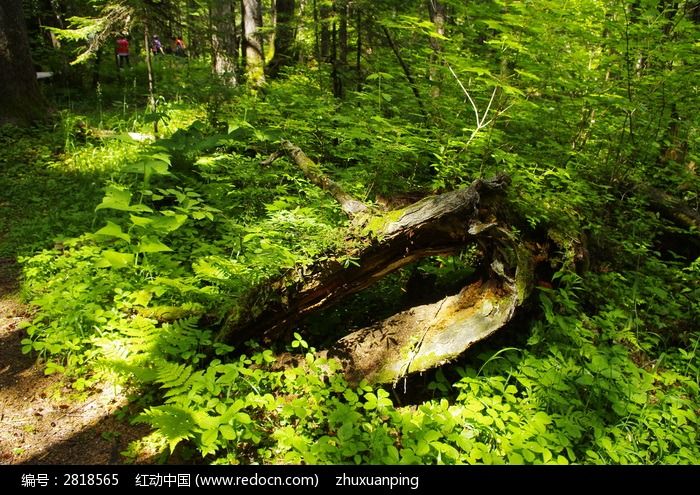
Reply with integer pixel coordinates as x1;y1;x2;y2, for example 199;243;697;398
361;209;406;237
514;243;534;303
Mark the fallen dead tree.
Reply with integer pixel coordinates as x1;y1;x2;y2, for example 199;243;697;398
217;141;540;383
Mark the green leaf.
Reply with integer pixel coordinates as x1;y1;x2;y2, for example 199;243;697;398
94;221;130;242
150;214;188;233
95;250;134;269
235;412;252;424
201;428;219;447
95;186;153;213
136;405;195;453
137;237;172;253
220;424;237;441
129;215;153;227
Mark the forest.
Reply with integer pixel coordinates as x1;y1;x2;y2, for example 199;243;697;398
0;0;698;466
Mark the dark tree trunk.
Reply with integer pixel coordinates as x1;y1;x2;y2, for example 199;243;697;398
243;0;265;86
319;2;331;61
381;26;427;119
338;0;348;65
268;0;296;77
215;142;576;384
331;17;342;97
0;0;47;126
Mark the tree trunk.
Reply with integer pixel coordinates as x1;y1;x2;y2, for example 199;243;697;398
209;0;238;85
427;0;446;98
215;142;567;384
331;275;528;384
143;25;158;136
331;16;341;97
319;2;331;61
338;0;348;66
381;26;427;119
0;0;47;126
268;0;296;76
243;0;265;86
356;8;362;91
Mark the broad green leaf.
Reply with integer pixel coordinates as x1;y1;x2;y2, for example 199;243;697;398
94;221;130;242
219;425;237;441
124;159;170;176
129;215;153;227
137;237;172;253
150;213;187;232
95;250;134;269
201;428;218;446
95;186;152;213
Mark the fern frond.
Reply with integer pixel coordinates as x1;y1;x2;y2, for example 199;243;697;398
155;361;193;390
136;405;196;453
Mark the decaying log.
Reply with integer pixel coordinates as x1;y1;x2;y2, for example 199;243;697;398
218;170;514;344
644;186;700;233
218;141;539;383
331;249;533;384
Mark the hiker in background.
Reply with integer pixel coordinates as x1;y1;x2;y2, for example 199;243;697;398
116;34;130;68
175;36;186;57
151;35;164;56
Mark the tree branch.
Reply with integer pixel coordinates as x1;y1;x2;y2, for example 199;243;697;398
278;140;368;217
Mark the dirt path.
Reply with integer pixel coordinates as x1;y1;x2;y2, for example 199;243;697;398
0;259;152;464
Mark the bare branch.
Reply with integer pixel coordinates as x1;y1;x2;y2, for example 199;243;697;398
448;64;481;127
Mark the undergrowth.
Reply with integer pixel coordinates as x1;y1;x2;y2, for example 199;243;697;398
3;54;699;465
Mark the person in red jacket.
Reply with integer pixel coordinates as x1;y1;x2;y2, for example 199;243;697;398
116;35;130;68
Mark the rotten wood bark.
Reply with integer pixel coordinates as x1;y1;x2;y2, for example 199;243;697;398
331;275;528;385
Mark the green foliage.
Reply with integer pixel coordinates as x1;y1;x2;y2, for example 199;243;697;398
5;0;699;466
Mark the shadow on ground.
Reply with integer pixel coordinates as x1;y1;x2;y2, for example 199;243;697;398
0;261;155;465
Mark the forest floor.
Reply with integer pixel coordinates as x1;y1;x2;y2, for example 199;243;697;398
0;258;151;464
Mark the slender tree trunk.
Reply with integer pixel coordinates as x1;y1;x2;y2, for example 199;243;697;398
427;0;446;97
143;25;158;136
268;0;296;76
331;16;342;97
356;8;362;91
187;0;195;57
338;0;347;65
0;0;47;126
243;0;265;86
240;0;246;69
313;0;320;64
381;26;427;119
268;0;277;55
319;2;331;62
209;0;238;85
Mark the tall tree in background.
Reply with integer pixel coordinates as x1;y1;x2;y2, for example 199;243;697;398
427;0;446;97
268;0;295;76
0;0;47;126
319;0;331;61
209;0;238;85
243;0;265;86
337;0;348;66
